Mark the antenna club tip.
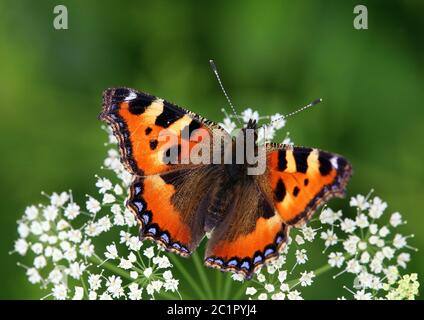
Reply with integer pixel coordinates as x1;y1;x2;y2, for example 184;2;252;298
311;98;323;106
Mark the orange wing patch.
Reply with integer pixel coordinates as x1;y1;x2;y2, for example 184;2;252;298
127;174;195;256
100;88;214;176
205;197;289;278
267;146;352;226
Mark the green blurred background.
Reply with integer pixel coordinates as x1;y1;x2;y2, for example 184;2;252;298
0;0;423;299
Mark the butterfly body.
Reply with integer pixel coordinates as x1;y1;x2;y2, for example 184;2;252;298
100;87;352;278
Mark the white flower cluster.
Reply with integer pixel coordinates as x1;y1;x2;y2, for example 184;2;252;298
320;191;418;300
218;107;292;145
12;127;180;300
234;225;320;300
12;108;419;300
235;191;419;300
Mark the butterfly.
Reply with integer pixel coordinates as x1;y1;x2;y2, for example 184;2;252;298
100;87;352;278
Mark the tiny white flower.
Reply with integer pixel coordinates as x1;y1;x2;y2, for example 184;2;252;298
390;212;403;227
278;270;287;283
393;234;407;249
257;274;266;283
128;283;143;300
143;267;153;278
72;287;84;300
114;184;123;195
232;273;244;282
96;177;113;194
343;235;360;255
18;223;29;238
151;280;163;292
119;258;133;270
287;290;303;300
88;273;102;291
265;284;275;293
355;213;369;228
33;255;47;269
31;243;43;255
124;209;137;227
57;219;70;230
349;194;370;210
99;292;112;300
319;208;342;225
50;192;69;207
354;289;372;300
143;247;154;259
52;248;64;262
14;239;28;256
360;251;370;264
102;193;116;204
219;118;237;134
79;239;94;257
128;236;142;251
369;224;378;234
368;235;380;246
321;230;338;247
86;197;101;214
328;252;345;268
106;275;124;298
340;218;356;233
64;203;80;220
130;271;139;279
111;204;122;215
68;229;82;243
164;278;179;292
368;196;387;219
258;293;268;300
241;108;259;123
295;235;305;245
299;271;315;287
271;292;285;300
26;268;41;284
346;259;361;274
397;252;410;269
382;246;395;260
270;113;286;129
52;284;68;300
97;216;112;233
163;270;173;280
105;243;118;260
89;291;97;300
301;226;316;241
245;287;257;296
48;268;64;284
43;205;58;221
370;258;383;274
379;226;390;238
25;206;39;220
68;262;86;279
295;249;308;264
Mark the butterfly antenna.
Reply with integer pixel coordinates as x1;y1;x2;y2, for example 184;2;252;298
209;60;242;125
268;98;322;126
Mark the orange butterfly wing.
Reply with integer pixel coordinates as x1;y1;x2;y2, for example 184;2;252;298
101;88;223;256
100;88;217;176
267;145;352;226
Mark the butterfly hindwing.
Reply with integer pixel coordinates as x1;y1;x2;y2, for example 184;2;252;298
266;144;352;226
205;177;289;278
100;87;219;176
127;167;215;256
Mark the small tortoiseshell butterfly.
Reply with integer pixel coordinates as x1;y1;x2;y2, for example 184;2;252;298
100;87;352;278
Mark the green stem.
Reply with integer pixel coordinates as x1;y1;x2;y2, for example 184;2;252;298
222;274;233;299
89;255;133;281
192;252;214;299
168;254;208;300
